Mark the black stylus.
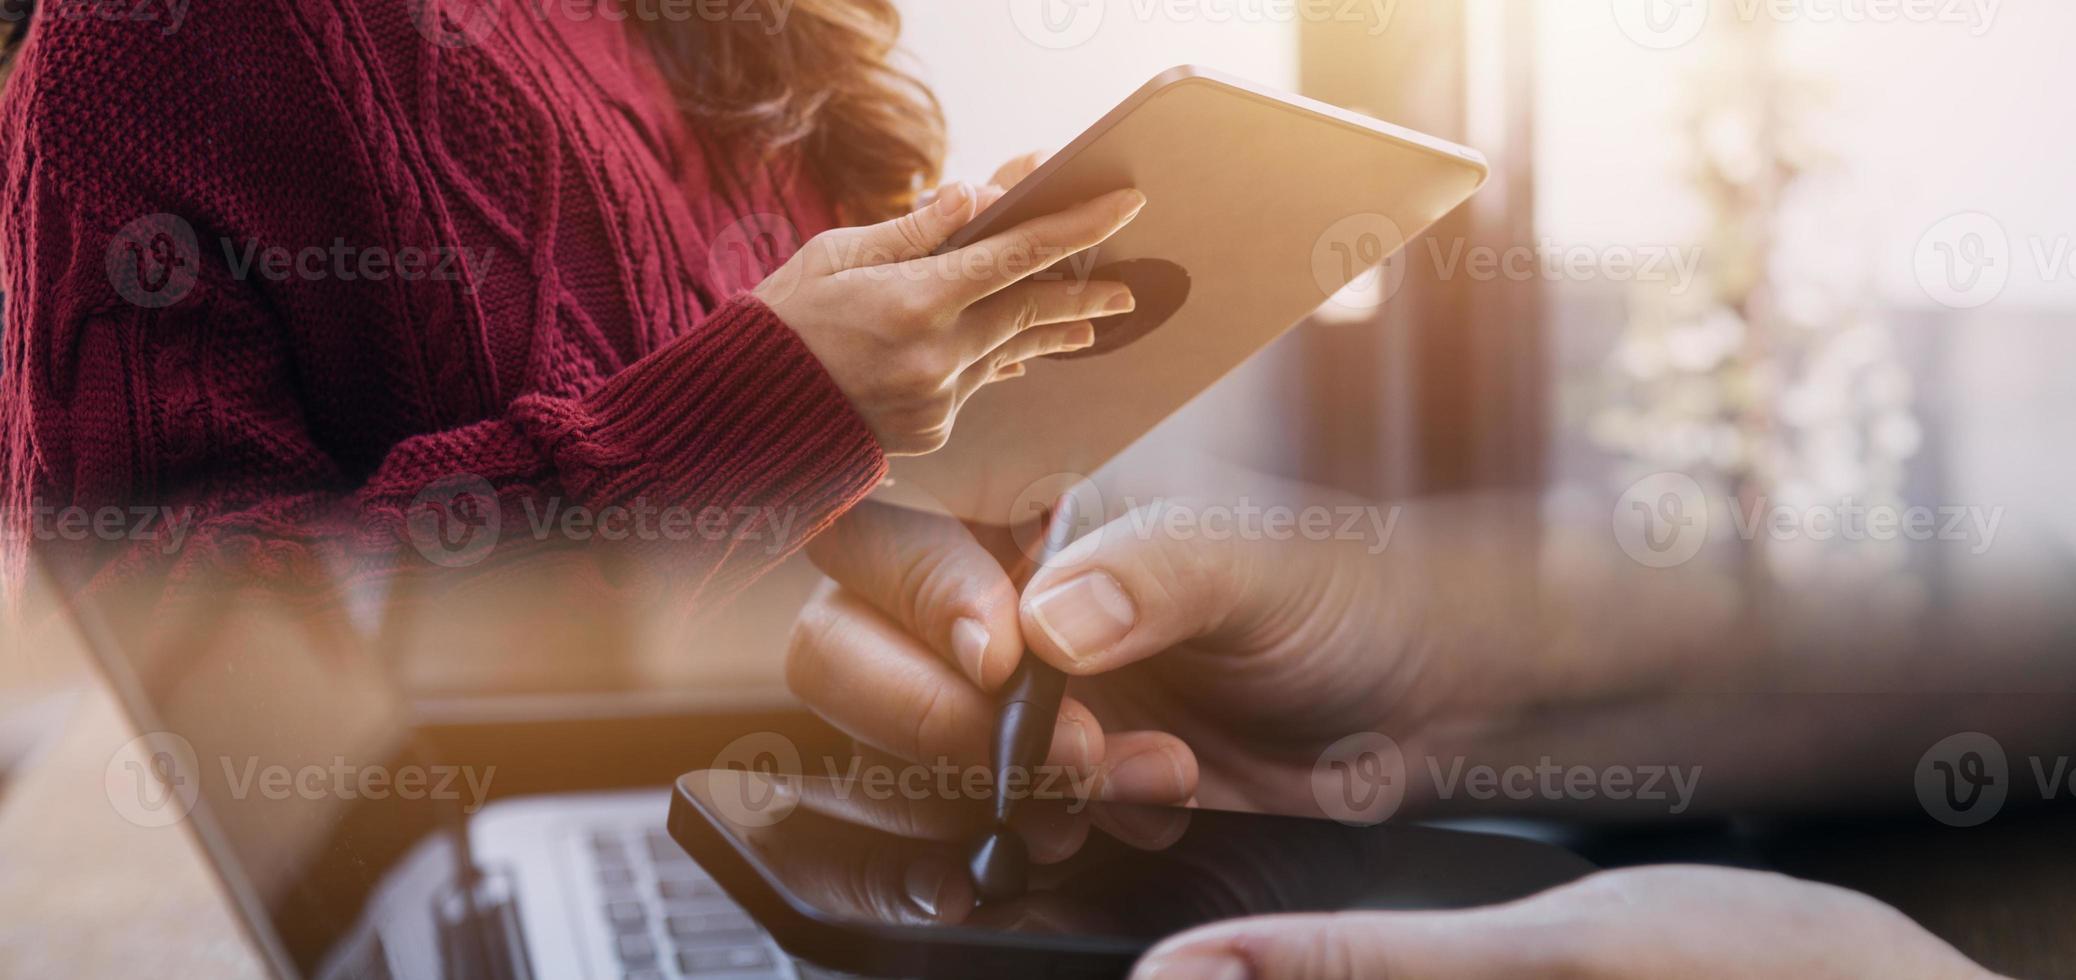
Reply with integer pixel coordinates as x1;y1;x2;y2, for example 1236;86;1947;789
968;492;1079;900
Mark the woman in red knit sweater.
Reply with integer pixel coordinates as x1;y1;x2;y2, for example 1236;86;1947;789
0;1;1140;617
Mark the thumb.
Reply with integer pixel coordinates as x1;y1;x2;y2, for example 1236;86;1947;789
805;500;1025;689
1019;500;1322;675
1130;908;1574;980
818;181;979;270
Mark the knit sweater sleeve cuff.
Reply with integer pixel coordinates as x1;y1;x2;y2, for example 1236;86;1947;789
548;293;887;531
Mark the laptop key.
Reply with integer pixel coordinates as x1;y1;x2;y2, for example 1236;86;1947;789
657;877;723;901
647;834;695;864
616;932;659;965
605;900;648;925
598;864;635;888
666;909;758;940
625;971;666;980
677;945;774;974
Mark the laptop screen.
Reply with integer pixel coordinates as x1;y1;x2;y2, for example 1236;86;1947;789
72;572;474;978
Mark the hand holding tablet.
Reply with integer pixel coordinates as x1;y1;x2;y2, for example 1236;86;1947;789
889;66;1490;524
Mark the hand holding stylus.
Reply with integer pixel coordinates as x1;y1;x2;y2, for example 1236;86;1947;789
967;492;1080;901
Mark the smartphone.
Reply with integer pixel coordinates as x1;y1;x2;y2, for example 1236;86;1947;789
668;770;1594;979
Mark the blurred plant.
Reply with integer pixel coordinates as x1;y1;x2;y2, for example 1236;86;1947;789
1587;1;1923;603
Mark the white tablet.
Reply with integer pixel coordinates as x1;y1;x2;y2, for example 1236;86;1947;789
889;66;1489;524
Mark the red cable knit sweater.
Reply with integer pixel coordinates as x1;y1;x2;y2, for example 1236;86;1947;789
0;1;887;611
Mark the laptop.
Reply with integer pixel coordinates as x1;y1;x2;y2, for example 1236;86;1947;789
49;559;815;980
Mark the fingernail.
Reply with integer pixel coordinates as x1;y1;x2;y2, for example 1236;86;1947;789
1101;747;1187;801
1025;571;1135;666
904;860;951;919
951;617;990;684
1135;952;1249;980
1065;713;1093;766
1104;289;1137;315
936;181;972;216
997;362;1028;379
1065;322;1097;349
1118;189;1149;219
1048;713;1093;769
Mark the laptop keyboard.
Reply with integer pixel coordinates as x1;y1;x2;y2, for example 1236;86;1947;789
583;824;789;979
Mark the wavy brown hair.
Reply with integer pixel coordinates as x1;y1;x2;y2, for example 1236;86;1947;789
636;0;945;224
0;1;946;222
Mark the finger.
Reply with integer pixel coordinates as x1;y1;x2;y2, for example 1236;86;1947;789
1090;730;1198;805
953;321;1096;403
973;183;1011;213
1011;798;1093;866
923;188;1146;306
1089;801;1192;855
742;815;977;927
994;320;1096;367
1130;904;1588;980
835;744;1092;863
1019;501;1307;675
990;362;1027;383
786;586;1105;771
813;181;980;271
806;501;1024;689
991;149;1048;190
791;758;989;841
957;277;1133;363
